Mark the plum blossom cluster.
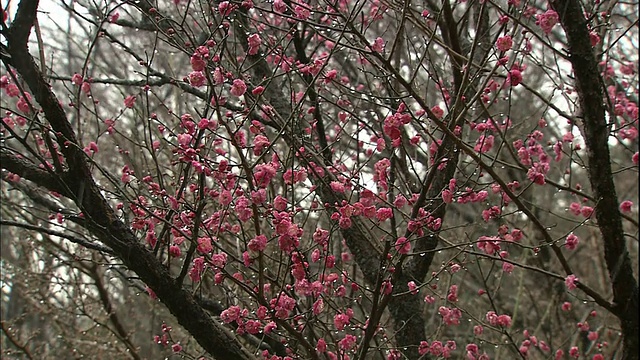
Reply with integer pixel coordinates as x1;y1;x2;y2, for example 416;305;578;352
1;74;35;114
518;329;552;357
536;9;559;34
418;340;457;358
153;323;182;353
568;202;594;218
513;129;553;185
382;103;412;147
485;311;512;328
71;73;92;94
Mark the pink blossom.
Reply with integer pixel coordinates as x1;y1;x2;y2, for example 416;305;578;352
376;207;393;222
310;249;321;262
108;12;120;23
312;298;324;315
230;79;247;97
312;228;329;246
291;262;306;280
294;4;311;19
273;195;288;211
553;141;563;162
330;181;346;193
497;314;512;327
252;86;264;95
395;237;411;254
244;320;261;334
565;274;578;290
189;71;206;87
0;75;8;89
393;194;407;208
190;54;206;71
381;280;393;294
324;69;338;84
473;325;483;335
434;278;452;298
442;189;454;203
482;206;501;221
589;31;601;46
247;33;261;55
338;216;352;229
218;189;232;206
536;10;559;35
580;206;593;218
408;281;418;294
316;338;327;352
439;306;462;325
211;253;227;268
339;334;357;350
211;67;224;84
81;81;91;94
496;36;513;52
486;311;498;325
620;200;633;213
253;135;271;156
84;141;99;155
251;189;267;204
527;167;546;185
124;95;136;108
569;346;580;358
431;105;444;119
334;312;350;330
171;343;182;353
511;229;523;241
5;84;20;97
508;69;522;86
264;321;277;334
16;96;31;113
189;257;206;282
197;237;213;254
430;341;443;356
569;202;582;215
466;343;478;355
419;341;430;355
565;233;579;250
253;164;276;187
72;73;83;85
218;1;235;16
221;305;243;323
248;234;268;252
143;287;156;301
477;236;501;255
371;37;385;53
235;129;248;146
539;341;550;352
324;255;336;269
169;245;181;257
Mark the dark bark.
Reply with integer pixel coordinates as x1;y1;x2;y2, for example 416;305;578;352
550;1;639;359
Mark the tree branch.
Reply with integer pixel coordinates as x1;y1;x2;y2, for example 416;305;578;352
550;0;639;358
